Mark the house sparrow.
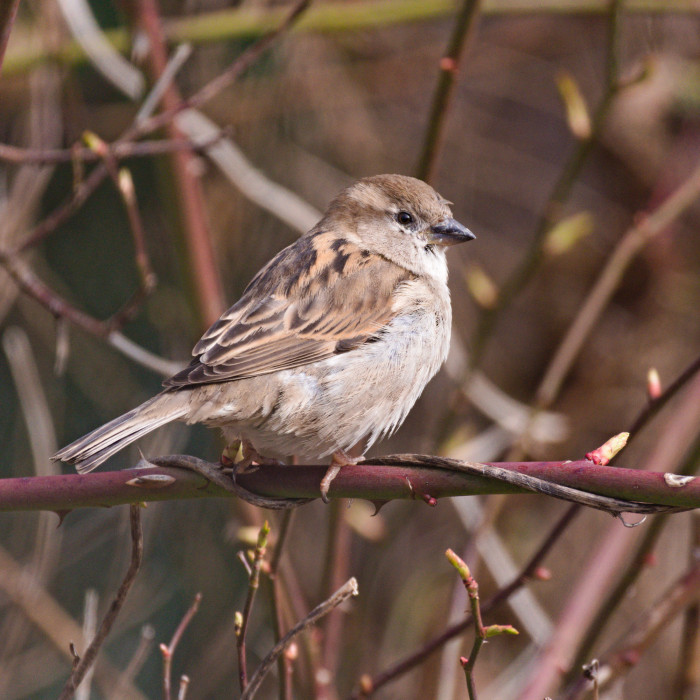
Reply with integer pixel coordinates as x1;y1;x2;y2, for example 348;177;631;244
54;174;475;501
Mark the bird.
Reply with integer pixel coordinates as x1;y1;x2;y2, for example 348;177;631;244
53;174;475;501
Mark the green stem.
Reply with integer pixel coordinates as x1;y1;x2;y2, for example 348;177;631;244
4;0;696;77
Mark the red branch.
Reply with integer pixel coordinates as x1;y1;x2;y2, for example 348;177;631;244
1;458;699;515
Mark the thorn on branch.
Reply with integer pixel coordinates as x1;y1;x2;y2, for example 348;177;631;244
126;474;176;488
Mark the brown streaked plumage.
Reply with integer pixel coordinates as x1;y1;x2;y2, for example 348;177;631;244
54;175;475;498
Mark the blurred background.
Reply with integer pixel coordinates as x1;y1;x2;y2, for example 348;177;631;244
1;1;700;698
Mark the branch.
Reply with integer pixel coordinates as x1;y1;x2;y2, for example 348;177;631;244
415;0;481;182
241;577;359;700
58;505;143;700
0;134;225;165
134;0;224;327
353;504;579;698
2;455;700;515
237;522;270;692
160;592;201;700
566;557;700;699
445;549;518;699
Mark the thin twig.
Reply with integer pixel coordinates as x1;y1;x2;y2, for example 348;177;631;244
317;498;352;698
241;578;359;700
238;522;270;691
82;134;158;327
75;590;98;700
267;511;294;700
626;353;700;440
160;592;202;700
113;625;156;700
566;558;700;700
129;0;312;144
352;504;579;698
135;42;193;124
415;0;482;183
3;0;310;333
135;0;223;327
0;134;226;165
446;549;517;699
562;513;668;691
58;505;143;700
177;675;190;700
16;163;109;252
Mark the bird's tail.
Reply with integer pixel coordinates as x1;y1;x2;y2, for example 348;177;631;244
53;392;189;474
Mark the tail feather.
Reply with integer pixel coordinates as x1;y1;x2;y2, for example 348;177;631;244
53;393;189;473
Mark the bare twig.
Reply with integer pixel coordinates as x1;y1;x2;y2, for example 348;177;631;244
268;511;295;700
316;498;352;698
567;557;700;699
107;332;182;376
626;353;700;441
130;0;312;144
135;42;192;124
75;589;98;700
16;163;109;252
353;504;579;698
135;0;223;327
560;370;700;684
415;0;482;183
0;545;147;699
238;522;270;691
113;625;156;700
3;0;310;338
160;592;202;700
241;578;359;700
0;134;225;165
445;549;517;699
0;170;155;341
177;675;190;700
562;512;668;693
58;505;143;700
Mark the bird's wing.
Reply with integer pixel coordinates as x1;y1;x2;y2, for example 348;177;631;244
164;231;415;388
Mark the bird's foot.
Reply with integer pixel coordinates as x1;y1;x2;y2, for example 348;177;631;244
223;439;284;474
320;449;362;504
220;439;241;468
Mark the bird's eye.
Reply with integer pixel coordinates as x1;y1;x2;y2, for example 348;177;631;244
397;211;413;226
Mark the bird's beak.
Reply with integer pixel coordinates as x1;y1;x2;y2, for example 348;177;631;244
428;218;476;246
